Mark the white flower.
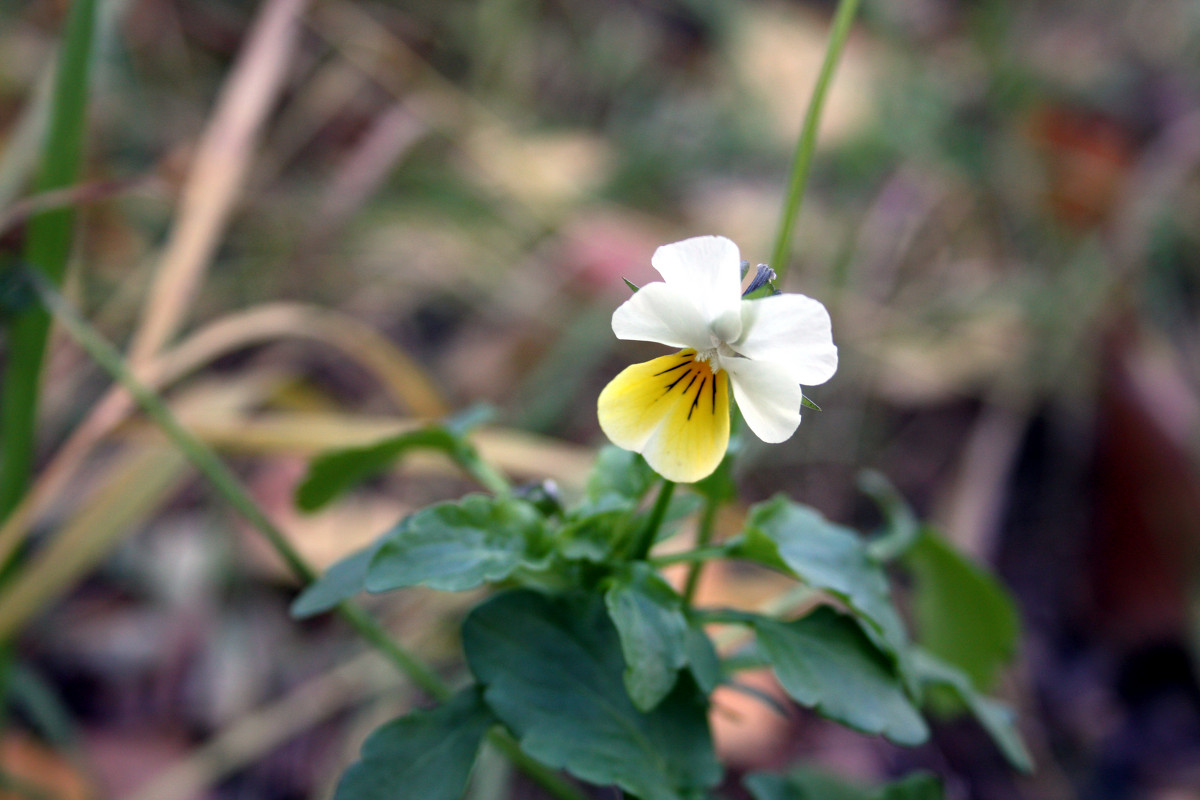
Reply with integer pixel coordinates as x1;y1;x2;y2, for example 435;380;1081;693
597;235;837;483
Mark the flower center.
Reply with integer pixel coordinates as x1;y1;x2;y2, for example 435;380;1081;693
695;343;735;372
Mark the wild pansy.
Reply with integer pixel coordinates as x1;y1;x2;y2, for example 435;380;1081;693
597;235;837;482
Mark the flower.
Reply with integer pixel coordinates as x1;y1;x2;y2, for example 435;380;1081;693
597;235;838;483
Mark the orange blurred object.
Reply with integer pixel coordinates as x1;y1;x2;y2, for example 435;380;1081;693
0;733;92;800
1029;104;1137;229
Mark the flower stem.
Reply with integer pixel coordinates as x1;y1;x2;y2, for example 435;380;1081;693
465;455;511;496
490;731;586;800
649;545;728;569
629;480;675;561
24;270;587;800
681;496;720;605
767;0;863;282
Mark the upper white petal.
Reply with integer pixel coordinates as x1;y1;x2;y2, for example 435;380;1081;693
650;236;744;340
733;293;838;386
721;357;804;444
611;281;712;350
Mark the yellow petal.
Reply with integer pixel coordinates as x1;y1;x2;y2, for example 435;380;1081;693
597;350;730;483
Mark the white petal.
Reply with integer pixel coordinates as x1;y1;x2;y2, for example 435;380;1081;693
651;236;743;340
611;281;711;350
733;293;838;385
722;357;804;444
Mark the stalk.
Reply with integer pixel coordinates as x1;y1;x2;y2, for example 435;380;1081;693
767;0;863;281
682;496;720;605
629;480;676;562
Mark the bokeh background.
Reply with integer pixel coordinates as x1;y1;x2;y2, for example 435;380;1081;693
2;0;1199;798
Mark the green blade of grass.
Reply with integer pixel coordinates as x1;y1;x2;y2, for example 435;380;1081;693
0;0;98;523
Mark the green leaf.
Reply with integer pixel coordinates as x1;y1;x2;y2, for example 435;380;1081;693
878;773;943;800
366;495;545;593
8;663;77;748
296;407;496;512
859;470;920;563
910;649;1033;773
443;404;498;436
558;491;699;566
800;395;822;411
334;687;495;800
750;607;928;746
605;563;690;711
904;528;1020;691
684;623;722;694
746;770;867;800
586;446;655;505
556;494;633;563
623;278;641;292
732;497;909;662
296;429;467;511
745;769;943;800
290;535;390;618
463;590;722;800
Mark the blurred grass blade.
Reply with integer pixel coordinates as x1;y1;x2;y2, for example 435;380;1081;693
0;68;53;215
0;0;98;521
0;444;189;642
160;302;447;416
137;412;594;489
127;0;310;365
0;176;157;239
0;299;448;581
124;652;400;800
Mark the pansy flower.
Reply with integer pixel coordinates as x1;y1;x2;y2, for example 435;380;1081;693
597;235;837;482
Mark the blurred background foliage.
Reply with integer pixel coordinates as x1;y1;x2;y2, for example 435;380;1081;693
0;0;1198;798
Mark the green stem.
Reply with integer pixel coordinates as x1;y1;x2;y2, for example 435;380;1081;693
489;730;585;800
629;480;675;561
465;454;511;497
767;0;862;281
335;604;449;701
25;271;586;800
649;545;727;569
681;496;720;605
693;607;758;626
